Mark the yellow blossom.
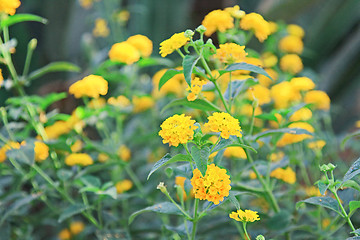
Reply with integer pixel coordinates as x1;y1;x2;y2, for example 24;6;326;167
58;229;71;240
115;179;133;193
204;112;242;139
79;0;92;9
203;91;215;102
127;34;153;58
290;77;315;91
240;104;262;117
202;9;234;36
322;218;331;229
240;13;271;42
223;146;246;159
159;32;189;57
277;122;314;147
287;24;305;38
257;68;278;87
0;0;21;15
132;95;154;113
117;145;131;161
186;77;207;101
229;209;260;222
305;186;322;197
214;43;247;64
98;153;109;162
304;90;330;110
279;35;304;54
88;98;106;109
0;141;20;162
159;114;197;147
191;164;231;204
71;140;83;153
308;140;326;151
270;81;301;109
356;120;360;128
247;84;271;105
0;69;3;87
117;10;130;22
65;153;93;166
109;42;140;64
261;52;278;68
280;54;303;74
152;68;186;98
268;21;278;34
224;5;245;19
69;75;108;98
269;151;284;162
270;167;296;184
69;221;85;235
175;176;193;200
108;95;131;108
289;108;312;122
92;18;110;38
34;141;49;162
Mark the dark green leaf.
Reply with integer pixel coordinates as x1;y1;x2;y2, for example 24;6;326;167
296;197;341;215
57;169;73;181
266;210;291;230
253;128;313;140
191;146;210;176
183;55;200;86
138;57;173;68
28;62;81;81
161;98;221;113
45;140;72;152
343;157;360;183
211;137;256;154
317;181;329;195
58;203;89;222
349;201;360;214
219;62;271;79
129;202;183;224
1;14;47;29
80;175;101;188
341;130;360;150
159;69;182;90
224;79;255;101
147;154;191;180
341;180;360;192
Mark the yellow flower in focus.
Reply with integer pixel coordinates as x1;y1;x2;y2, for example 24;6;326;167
223;146;246;159
159;114;197;147
132;95;154;113
247;84;271;105
214;43;247;64
261;52;278;68
71;140;83;153
186;77;207;101
205;112;242;139
58;229;71;240
290;77;315;91
229;209;260;223
308;140;326;151
159;32;189;57
34;141;49;162
127;34;153;58
109;42;140;64
224;5;245;19
304;90;330;110
191;164;231;204
287;24;305;38
0;0;21;15
92;18;110;38
202;9;234;36
276;122;314;147
270;167;296;184
240;104;262;117
270;81;301;109
69;75;108;98
69;221;85;235
269;151;284;162
257;68;277;87
279;35;304;54
117;145;131;161
280;54;303;74
98;153;109;162
289;108;312;122
65;153;93;166
108;95;131;108
88;98;106;109
115;179;133;194
240;13;271;42
305;186;322;197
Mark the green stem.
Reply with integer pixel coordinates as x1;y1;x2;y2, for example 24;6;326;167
191;198;199;240
213;80;230;113
243;222;250;240
176;49;185;58
183;143;194;171
163;190;192;220
332;188;357;234
125;165;145;196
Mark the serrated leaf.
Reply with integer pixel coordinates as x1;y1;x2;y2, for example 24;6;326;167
1;14;47;29
343;157;360;183
129;202;183;224
147;154;191;180
183;55;200;86
191;146;210;176
58;203;89;222
28;62;81;81
253;128;313;140
211;137;256;154
159;69;183;90
161;98;221;114
296;197;341;215
219;62;271;79
349;201;360;214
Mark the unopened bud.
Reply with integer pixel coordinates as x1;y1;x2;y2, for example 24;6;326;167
196;25;206;34
184;30;194;38
29;38;37;50
157;182;167;194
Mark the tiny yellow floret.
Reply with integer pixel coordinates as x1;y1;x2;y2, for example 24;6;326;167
214;43;247;64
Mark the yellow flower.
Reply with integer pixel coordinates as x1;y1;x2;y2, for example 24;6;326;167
159;32;189;57
127;34;153;58
322;218;331;229
270;167;296;184
304;90;330;110
287;24;305;38
108;95;131;108
203;91;215;102
229;209;260;223
132;95;154;113
261;52;278;68
186;77;207;101
98;153;109;162
0;69;3;86
356;120;360;128
223;146;246;159
79;0;92;9
279;35;304;54
65;153;93;166
0;0;21;15
214;43;247;64
70;140;83;153
307;140;326;151
88;98;106;109
240;104;262;117
58;229;71;240
247;84;271;105
269;151;285;162
290;77;315;91
305;186;322;197
191;163;231;204
268;21;278;34
257;68;277;87
276;122;314;147
280;54;303;74
44;121;71;140
152;68;186;98
69;221;85;235
205;112;242;139
270;81;301;109
117;10;130;22
92;18;110;38
159;114;197;147
115;179;133;193
240;13;271;42
34;141;49;162
224;5;245;19
117;145;131;161
0;141;20;162
69;75;108;98
109;42;140;64
289;107;312;122
202;9;234;36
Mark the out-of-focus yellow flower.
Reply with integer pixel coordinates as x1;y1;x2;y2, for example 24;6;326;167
205;112;242;139
108;95;131;108
0;0;21;15
304;90;330;110
322;218;331;229
356;120;360;128
269;113;283;128
214;43;247;64
159;32;189;57
92;18;110;38
152;68;186;98
117;10;130;22
202;9;234;36
287;24;305;38
58;229;71;240
290;77;315;92
203;91;215;102
270;81;301;109
109;42;140;64
132;95;154;113
70;140;83;153
34;141;49;162
261;52;278;68
269;151;284;162
223;146;246;159
88;98;106;109
0;141;21;163
43;111;84;140
270;167;296;184
279;35;304;54
280;54;303;74
234;57;262;75
69;221;85;235
224;5;245;19
79;0;92;9
268;21;278;34
191;164;231;204
276;122;314;147
249;171;257;179
115;179;133;193
186;77;207;101
175;176;192;200
307;140;326;151
258;68;278;87
69;75;108;98
240;12;271;42
117;145;131;161
127;34;153;58
98;153;109;162
289;107;312;122
305;186;322;197
229;209;260;222
247;84;271;105
0;69;3;87
240;104;262;117
65;153;93;166
159;114;197;147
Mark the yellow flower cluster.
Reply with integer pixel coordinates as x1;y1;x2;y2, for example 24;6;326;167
175;176;193;200
88;98;106;109
270;167;296;184
305;186;322;197
152;68;186;98
240;13;271;42
287;24;305;38
0;0;21;15
108;95;131;108
115;179;133;194
289;107;312;122
109;42;140;64
247;84;271;105
43;112;83;140
0;141;20;163
269;151;284;162
58;221;85;240
202;9;234;36
214;43;247;64
117;145;131;161
205;112;242;139
304;90;330;110
307;140;326;151
277;122;314;147
0;69;3;87
65;153;93;166
191;164;231;204
229;209;260;222
34;141;49;162
187;77;207;101
127;34;153;58
279;35;304;54
270;81;301;109
69;75;108;98
290;77;315;91
280;54;303;74
92;18;110;38
159;114;197;147
159;32;189;57
132;95;154;113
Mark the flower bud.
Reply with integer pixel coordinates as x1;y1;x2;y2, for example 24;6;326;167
184;30;194;38
196;25;207;34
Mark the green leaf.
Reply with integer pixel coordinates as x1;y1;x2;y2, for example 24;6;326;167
45;140;72;152
161;98;221;113
349;201;360;214
40;93;67;110
219;62;271;79
224;79;257;101
266;210;291;230
80;175;101;188
57;169;73;181
296;197;341;215
228;191;241;210
28;62;81;81
341;130;360;150
7;141;34;165
183;55;200;86
346;237;360;240
1;14;47;29
351;229;360;236
255;113;279;121
343;157;360;183
58;203;89;223
96;186;117;199
317;181;329;195
129;202;183;224
211;137;256;154
138;57;173;68
253;128;313;140
191;145;210;176
147;154;191;180
341;180;360;192
159;69;182;90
